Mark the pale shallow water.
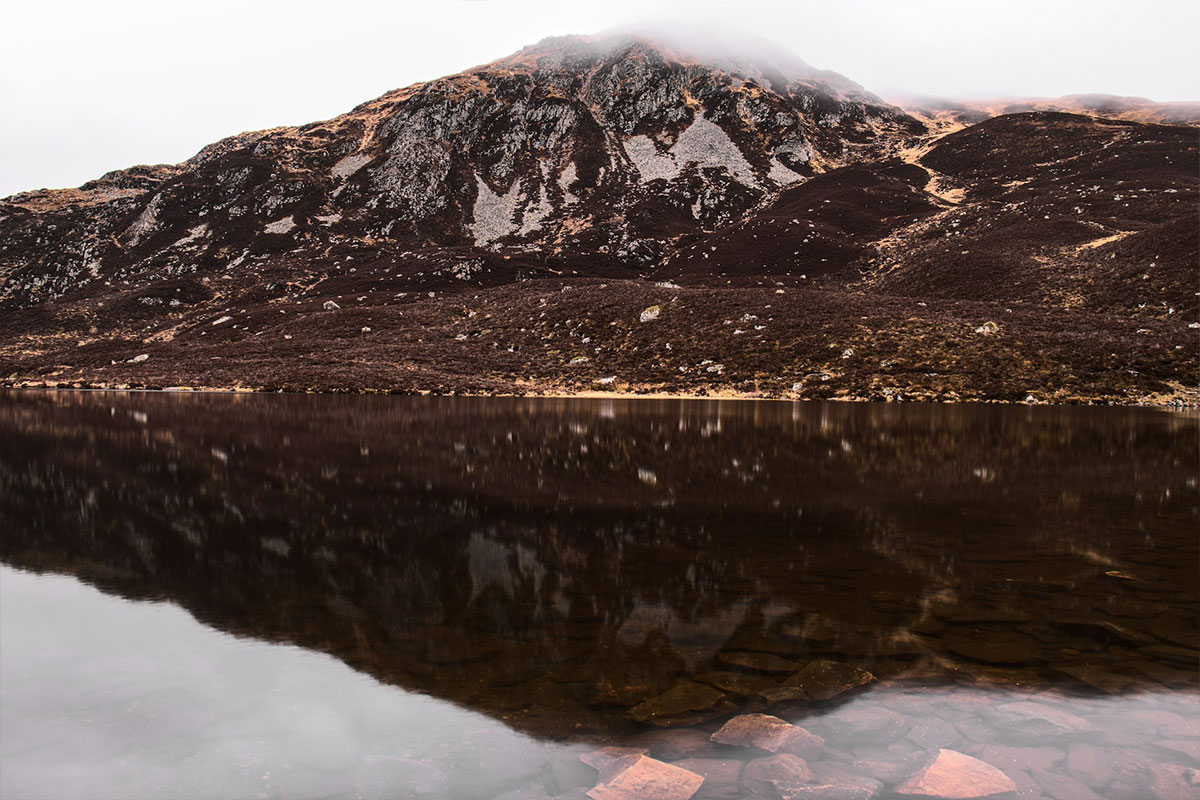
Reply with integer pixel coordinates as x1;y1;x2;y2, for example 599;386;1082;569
0;391;1196;799
1;566;582;800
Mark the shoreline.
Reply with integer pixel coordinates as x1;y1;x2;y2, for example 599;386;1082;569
3;382;1196;409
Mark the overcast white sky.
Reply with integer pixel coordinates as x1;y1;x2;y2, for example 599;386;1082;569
2;0;1197;196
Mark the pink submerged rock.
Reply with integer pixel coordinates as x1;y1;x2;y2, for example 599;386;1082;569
584;753;704;800
741;753;816;799
894;749;1018;799
711;713;826;759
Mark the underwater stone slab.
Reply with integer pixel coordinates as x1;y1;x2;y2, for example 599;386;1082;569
716;651;802;674
693;670;777;696
757;686;811;706
975;743;1065;774
669;758;743;800
581;746;650;775
986;700;1100;741
942;634;1044;665
584;754;704;800
802;761;884;799
894;749;1018;799
1137;645;1200;665
783;660;876;701
1066;742;1113;788
819;707;911;745
629;729;718;761
740;754;815;799
1031;769;1104;800
905;717;962;750
1147;763;1200;800
1156;739;1200;765
711;713;825;759
1055;665;1135;694
1051;619;1157;646
629;682;732;727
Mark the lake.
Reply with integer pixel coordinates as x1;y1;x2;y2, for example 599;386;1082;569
0;391;1196;800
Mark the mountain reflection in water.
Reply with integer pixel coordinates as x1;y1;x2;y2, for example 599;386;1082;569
0;391;1196;800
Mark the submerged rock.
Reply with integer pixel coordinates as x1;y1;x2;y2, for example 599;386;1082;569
581;746;650;774
628;682;732;727
711;713;825;759
1055;664;1134;694
1030;769;1103;800
1148;763;1200;800
584;754;703;800
819;707;911;746
783;660;876;701
942;634;1043;665
693;670;776;696
894;749;1017;798
628;729;716;761
804;762;884;799
757;686;811;706
1050;619;1157;647
741;754;815;799
986;700;1100;741
716;651;801;674
669;758;743;800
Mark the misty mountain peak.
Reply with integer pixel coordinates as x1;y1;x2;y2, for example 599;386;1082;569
485;28;876;103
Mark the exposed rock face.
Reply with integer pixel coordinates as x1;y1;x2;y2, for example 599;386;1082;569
0;33;1196;403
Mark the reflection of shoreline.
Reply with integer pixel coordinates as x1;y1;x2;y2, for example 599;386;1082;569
0;391;1195;741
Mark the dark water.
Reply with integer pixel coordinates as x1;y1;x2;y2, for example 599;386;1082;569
0;391;1196;800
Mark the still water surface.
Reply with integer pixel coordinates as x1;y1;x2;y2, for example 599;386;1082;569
0;392;1196;800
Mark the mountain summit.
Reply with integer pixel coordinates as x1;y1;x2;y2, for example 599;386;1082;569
0;34;1195;403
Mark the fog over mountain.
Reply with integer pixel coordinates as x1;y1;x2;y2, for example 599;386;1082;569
3;0;1197;196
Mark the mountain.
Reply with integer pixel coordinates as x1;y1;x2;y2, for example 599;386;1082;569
1;33;1195;403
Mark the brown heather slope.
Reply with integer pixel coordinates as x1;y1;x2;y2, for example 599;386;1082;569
0;35;1196;403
